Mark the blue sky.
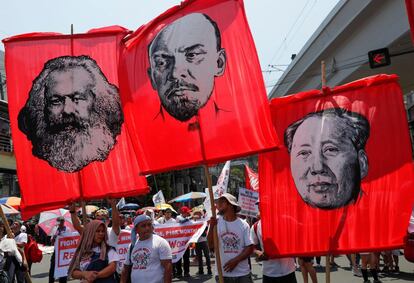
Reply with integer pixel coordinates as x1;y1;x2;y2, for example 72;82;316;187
0;0;340;92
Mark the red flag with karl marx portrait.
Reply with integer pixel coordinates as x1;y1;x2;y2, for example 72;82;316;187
119;0;278;174
3;27;149;219
259;74;414;256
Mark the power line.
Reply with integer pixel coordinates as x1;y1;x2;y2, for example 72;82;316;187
265;57;368;89
268;0;313;66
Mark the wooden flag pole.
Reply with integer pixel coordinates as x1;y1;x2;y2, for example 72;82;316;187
0;206;33;283
321;60;330;283
0;205;12;238
204;165;224;283
70;23;88;225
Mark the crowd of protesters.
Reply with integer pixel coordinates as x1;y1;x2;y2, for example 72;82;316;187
0;193;411;283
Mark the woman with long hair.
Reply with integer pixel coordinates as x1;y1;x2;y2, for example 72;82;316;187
68;220;119;282
0;222;5;239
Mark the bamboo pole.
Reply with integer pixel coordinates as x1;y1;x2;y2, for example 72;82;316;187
204;165;224;283
321;60;327;87
321;60;330;283
70;23;88;225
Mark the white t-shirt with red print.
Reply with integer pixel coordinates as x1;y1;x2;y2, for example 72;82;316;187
124;234;172;283
217;217;253;277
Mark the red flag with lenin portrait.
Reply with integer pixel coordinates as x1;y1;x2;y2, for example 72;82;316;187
259;74;414;257
3;27;149;219
119;0;278;174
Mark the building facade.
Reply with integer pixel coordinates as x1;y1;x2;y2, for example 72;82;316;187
269;0;414;151
0;50;19;197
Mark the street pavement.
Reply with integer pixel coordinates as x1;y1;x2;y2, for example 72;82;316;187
30;252;414;283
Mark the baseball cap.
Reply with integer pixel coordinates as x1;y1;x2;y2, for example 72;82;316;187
218;193;241;212
180;206;191;214
133;214;151;227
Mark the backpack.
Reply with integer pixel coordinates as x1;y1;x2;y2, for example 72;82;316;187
253;221;261;250
404;233;414;263
0;270;9;283
25;235;43;263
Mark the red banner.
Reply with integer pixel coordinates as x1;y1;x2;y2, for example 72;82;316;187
406;0;414;43
119;0;278;174
3;27;149;219
259;74;414;256
244;164;259;191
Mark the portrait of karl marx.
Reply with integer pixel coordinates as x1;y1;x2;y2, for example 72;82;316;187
284;108;370;209
18;55;124;173
148;13;227;122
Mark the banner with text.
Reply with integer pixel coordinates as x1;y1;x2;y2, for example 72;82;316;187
155;221;207;263
54;232;80;279
238;187;259;217
55;222;206;276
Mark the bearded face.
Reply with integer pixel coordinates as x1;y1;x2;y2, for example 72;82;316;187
18;56;123;173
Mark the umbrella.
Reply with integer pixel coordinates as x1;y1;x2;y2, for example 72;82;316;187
0;197;21;209
120;203;139;210
76;205;99;215
169;192;207;203
155;203;177;214
0;204;19;215
38;209;75;236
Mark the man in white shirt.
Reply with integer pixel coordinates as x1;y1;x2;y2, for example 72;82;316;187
157;208;176;225
9;222;27;283
120;215;173;283
250;213;296;282
208;193;254;283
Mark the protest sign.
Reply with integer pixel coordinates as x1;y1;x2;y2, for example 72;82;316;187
116;230;132;272
155;221;207;263
260;74;414;256
119;0;279;174
245;165;259;191
54;232;80;279
2;27;149;219
238;188;259;217
54;221;206;276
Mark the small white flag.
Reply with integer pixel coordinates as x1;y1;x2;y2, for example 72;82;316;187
215;161;231;198
116;198;126;210
152;190;166;206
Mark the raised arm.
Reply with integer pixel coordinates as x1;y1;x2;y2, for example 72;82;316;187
69;203;83;234
109;199;120;236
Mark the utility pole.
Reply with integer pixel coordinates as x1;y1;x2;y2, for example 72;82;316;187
0;73;4;101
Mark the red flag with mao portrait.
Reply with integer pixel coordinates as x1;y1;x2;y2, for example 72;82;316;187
259;74;414;257
119;0;278;174
3;27;149;219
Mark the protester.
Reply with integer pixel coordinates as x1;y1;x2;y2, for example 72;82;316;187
0;222;5;240
208;193;254;283
48;216;68;283
1;235;23;283
70;199;120;249
250;205;296;283
174;206;191;277
192;209;212;276
298;257;317;283
157;208;176;224
68;220;119;282
360;253;381;283
144;209;158;225
7;222;27;283
125;216;133;230
120;215;172;283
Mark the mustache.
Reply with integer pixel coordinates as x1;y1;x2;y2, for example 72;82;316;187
165;80;199;99
47;113;89;133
